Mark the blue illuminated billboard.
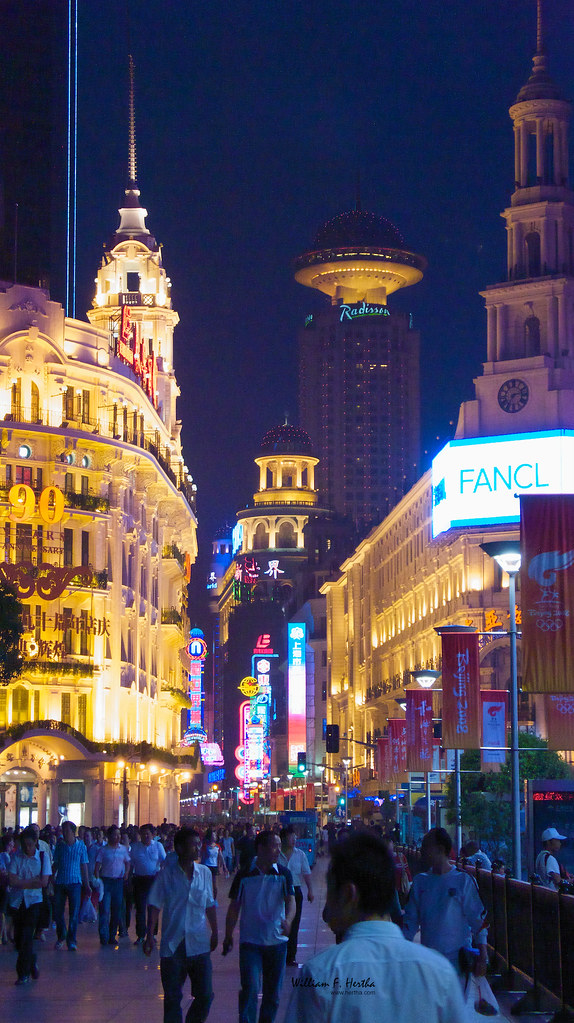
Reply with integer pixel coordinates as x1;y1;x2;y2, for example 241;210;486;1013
431;430;574;538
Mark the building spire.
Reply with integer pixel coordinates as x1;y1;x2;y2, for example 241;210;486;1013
128;54;137;186
536;0;544;55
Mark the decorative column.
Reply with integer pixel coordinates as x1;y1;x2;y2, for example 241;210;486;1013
514;125;520;186
520;122;528;187
36;779;47;828
548;295;559;358
487;305;497;362
536;118;544;182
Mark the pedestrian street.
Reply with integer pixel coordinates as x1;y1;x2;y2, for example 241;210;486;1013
0;852;552;1023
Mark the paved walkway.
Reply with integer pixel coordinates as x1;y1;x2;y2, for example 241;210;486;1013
0;855;553;1023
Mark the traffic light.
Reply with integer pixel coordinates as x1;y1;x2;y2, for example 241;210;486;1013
326;724;339;753
297;751;307;773
338;796;345;807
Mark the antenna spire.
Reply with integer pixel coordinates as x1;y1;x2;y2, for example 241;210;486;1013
128;54;137;186
536;0;544;54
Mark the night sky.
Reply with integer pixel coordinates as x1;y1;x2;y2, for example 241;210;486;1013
73;1;574;609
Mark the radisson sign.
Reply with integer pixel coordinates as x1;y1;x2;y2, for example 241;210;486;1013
431;431;574;538
339;301;390;322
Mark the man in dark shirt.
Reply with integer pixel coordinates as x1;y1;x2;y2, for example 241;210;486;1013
223;830;295;1023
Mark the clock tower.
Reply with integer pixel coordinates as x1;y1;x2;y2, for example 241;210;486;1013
456;2;574;439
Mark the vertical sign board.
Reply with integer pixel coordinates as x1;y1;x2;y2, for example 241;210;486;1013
527;780;574;876
288;623;307;774
182;629;207;744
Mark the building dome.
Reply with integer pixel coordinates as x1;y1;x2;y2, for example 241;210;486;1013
312;209;405;251
260;424;314;455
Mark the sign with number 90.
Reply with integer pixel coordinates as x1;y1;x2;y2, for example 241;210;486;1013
8;484;65;523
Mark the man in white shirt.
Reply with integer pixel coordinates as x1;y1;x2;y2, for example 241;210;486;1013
130;823;166;944
94;825;131;946
287;832;465;1023
535;827;567;890
403;827;489;976
279;826;314;966
145;827;217;1023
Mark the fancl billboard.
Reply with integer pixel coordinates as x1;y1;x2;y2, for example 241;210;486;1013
431;431;574;538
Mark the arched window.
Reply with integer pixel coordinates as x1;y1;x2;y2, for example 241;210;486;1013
11;686;29;725
525;232;541;277
253;522;269;550
11;379;21;419
277;521;296;548
524;316;541;356
30;382;40;422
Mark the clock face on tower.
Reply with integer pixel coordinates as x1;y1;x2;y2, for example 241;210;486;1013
497;378;529;413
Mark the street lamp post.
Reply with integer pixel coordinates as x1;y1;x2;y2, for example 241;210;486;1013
481;540;522;879
342;758;351;823
410;670;441;838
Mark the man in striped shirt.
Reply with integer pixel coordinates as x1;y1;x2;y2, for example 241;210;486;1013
52;821;89;951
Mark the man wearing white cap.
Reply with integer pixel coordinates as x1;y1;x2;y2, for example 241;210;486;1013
535;828;567;890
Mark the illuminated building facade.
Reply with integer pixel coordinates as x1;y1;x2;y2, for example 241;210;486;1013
217;424;353;803
323;17;574;813
0;158;197;827
295;209;426;528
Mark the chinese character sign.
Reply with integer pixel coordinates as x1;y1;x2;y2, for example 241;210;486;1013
441;631;480;749
388;719;407;781
521;495;574;693
406;690;433;772
288;624;306;773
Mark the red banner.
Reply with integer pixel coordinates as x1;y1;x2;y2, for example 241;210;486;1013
406;690;434;772
545;694;574;750
306;782;315;809
441;631;480;749
521;495;574;692
270;792;276;811
377;736;390;784
480;690;508;771
295;787;304;811
388;719;407;781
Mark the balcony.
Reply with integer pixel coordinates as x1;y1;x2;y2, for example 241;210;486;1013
162;544;185;569
69;569;108;590
161;608;182;626
65;491;110;513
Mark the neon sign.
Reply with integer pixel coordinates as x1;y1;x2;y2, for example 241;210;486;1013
117;306;157;407
339;301;390;322
288;623;306;773
431;431;574;538
199;742;224;766
232;522;243;556
182;628;207;744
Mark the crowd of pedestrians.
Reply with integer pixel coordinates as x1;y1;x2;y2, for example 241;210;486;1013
3;816;567;1022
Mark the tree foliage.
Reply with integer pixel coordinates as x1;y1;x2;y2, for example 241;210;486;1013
445;733;571;858
0;580;24;686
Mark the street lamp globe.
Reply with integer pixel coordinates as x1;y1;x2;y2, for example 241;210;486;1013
480;540;521;576
410;669;441;690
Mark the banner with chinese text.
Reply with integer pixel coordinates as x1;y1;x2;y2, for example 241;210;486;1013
545;694;574;750
521;495;574;692
377;736;389;785
480;690;508;771
441;631;480;749
406;689;434;772
388;719;407;781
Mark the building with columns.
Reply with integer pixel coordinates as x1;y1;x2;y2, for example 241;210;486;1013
323;14;574;816
216;424;354;805
0;150;197;827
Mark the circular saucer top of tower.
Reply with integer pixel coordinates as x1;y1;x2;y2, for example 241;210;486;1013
294;207;426;302
260;424;314;456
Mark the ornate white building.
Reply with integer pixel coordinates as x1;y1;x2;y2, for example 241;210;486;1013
0;151;197;827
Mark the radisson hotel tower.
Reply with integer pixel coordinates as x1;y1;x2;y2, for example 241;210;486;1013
294;209;426;526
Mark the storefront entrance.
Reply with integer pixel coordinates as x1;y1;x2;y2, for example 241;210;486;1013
0;768;38;828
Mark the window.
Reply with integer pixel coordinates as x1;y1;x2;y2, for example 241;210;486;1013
65;472;74;494
15;524;33;564
80;611;89;656
0;689;6;729
81;531;89;566
11;379;22;419
126;271;140;292
63;608;73;654
82;390;90;423
15;465;33;485
525;231;541;277
33;690;40;721
78;694;87;735
61;692;71;725
64;529;74;567
63;387;74;421
31;382;40;422
81;475;89;496
11;686;29;725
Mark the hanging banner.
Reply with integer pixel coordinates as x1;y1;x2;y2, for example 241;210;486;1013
545;694;574;751
295;787;304;811
406;690;434;772
481;690;508;771
327;784;336;807
441;630;480;749
388;719;407;781
521;495;574;693
306;782;315;809
377;736;389;784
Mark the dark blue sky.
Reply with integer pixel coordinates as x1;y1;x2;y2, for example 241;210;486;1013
74;1;574;588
